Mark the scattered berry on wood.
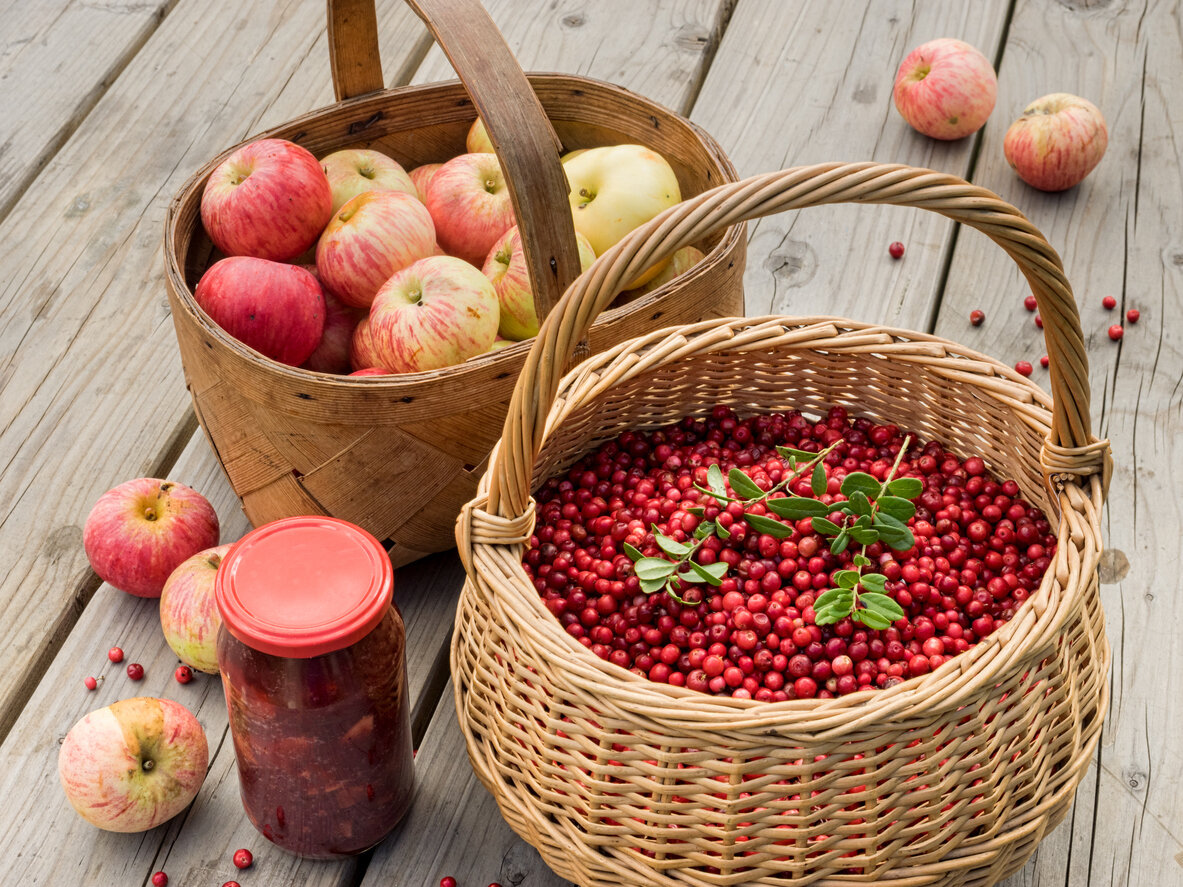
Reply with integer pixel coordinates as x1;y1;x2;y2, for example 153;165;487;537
233;848;253;869
151;873;168;887
969;309;985;326
126;663;144;681
1126;309;1139;324
1039;355;1050;368
888;241;905;259
107;646;124;663
83;676;98;691
1101;296;1116;310
175;665;194;684
1015;361;1033;376
1108;324;1124;341
1023;295;1037;311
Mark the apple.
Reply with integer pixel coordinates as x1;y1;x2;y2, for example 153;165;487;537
1003;93;1108;191
84;478;220;598
320;148;418;215
316;190;436;309
348;367;391;376
466;118;494;153
194;256;325;366
423;152;516;266
562;144;681;286
301;288;364;374
58;697;209;832
633;244;706;295
408;162;442;202
160;543;233;674
892;38;997;140
368;255;499;372
482;224;596;340
200;138;332;261
350;316;384;371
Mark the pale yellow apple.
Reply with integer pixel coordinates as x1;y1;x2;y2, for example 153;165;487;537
633;245;705;295
563;144;681;286
466;118;494;153
320;148;417;216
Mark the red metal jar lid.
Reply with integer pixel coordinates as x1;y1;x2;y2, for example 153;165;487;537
215;516;393;658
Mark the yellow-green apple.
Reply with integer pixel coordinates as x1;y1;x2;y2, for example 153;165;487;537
58;697;209;832
301;289;365;374
83;478;220;598
1003;93;1108;191
320;147;418;215
368;255;499;372
892;38;997;140
466;118;494;153
194;257;326;366
482;224;596;340
408;162;442;202
423;153;516;266
200;138;332;261
316;190;436;309
350;316;383;371
159;543;233;674
562;144;681;286
633;244;705;294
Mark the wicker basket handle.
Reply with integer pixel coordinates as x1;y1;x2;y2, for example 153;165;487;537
326;0;582;325
488;162;1102;518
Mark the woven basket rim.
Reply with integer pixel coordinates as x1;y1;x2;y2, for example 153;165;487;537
461;315;1107;738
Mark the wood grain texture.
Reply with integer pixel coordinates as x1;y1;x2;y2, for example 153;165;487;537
939;2;1183;885
0;0;425;743
691;0;1010;323
0;0;173;224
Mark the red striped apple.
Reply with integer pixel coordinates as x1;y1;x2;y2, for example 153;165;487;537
483;224;596;340
369;255;499;372
408;163;442;202
563;144;680;286
58;697;208;832
893;38;997;140
316;190;436;309
160;543;233;674
424;153;516;266
200;138;332;261
1003;93;1108;191
301;289;364;375
195;257;325;366
320;148;418;215
350;316;383;371
83;478;220;598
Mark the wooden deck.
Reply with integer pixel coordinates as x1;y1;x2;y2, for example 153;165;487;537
1;0;1177;884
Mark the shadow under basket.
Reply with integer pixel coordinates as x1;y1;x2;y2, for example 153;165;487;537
163;0;745;566
452;163;1112;887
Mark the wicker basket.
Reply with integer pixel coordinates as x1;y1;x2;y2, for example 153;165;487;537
163;0;744;566
452;163;1112;886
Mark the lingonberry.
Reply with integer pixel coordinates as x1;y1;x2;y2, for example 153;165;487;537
1014;361;1033;377
233;848;253;869
222;882;241;887
126;663;144;681
1039;355;1049;368
440;878;458;887
888;241;905;259
151;873;168;887
1102;295;1116;310
1126;308;1140;324
83;676;98;691
175;665;194;684
1108;324;1124;341
969;309;985;326
1023;295;1037;311
107;646;124;663
1034;314;1043;329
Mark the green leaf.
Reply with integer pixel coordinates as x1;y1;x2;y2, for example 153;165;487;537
886;477;923;500
813;587;849;610
686;506;706;517
833;569;860;588
743;513;793;539
716;520;731;540
850;526;880;545
811;517;841;536
847;491;873;517
830;527;851;555
859;592;904;621
814;607;844;626
687;560;727;585
654;533;690;557
693;520;716;540
634;558;678;581
876;495;916;523
853;553;872;568
873;512;915;551
729;468;765;500
622;542;644;562
776;445;816;464
841;472;882;500
766;496;831;520
811;464;827;497
858;573;887;595
640;576;668;594
853;609;892;630
707;464;727;497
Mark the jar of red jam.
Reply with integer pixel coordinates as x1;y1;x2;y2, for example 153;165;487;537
215;516;413;858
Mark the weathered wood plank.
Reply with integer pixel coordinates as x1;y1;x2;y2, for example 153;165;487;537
0;0;428;743
691;0;1009;324
0;0;174;224
937;2;1183;885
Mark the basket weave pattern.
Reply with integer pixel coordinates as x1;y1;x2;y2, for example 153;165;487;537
452;164;1111;886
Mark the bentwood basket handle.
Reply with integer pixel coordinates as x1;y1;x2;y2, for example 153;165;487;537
326;0;582;325
488;162;1105;518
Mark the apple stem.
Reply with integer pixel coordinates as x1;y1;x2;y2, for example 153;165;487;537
142;758;155;772
144;507;157;521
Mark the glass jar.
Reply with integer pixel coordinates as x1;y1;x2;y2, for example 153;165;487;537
215;516;413;858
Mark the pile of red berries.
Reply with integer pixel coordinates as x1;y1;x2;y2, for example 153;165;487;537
523;405;1055;700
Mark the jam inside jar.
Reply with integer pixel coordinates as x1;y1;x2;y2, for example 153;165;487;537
216;516;413;858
